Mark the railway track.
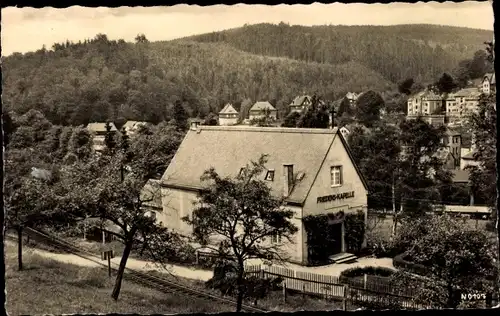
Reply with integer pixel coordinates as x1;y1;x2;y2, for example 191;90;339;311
9;227;267;313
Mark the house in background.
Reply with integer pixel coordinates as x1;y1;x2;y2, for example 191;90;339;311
447;88;482;119
339;125;352;142
482;72;496;95
155;125;369;265
86;122;118;152
249;101;278;120
122;120;149;136
289;95;313;114
345;92;360;107
218;103;239;126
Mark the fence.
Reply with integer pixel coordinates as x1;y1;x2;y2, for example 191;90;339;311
244;264;423;309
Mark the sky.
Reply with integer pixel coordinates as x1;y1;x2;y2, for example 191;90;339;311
1;2;494;56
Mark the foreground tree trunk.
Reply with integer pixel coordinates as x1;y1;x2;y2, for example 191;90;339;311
111;237;134;300
235;266;245;312
17;226;23;271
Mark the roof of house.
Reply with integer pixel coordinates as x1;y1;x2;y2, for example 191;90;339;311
123;121;148;130
452;169;470;183
484;72;496;84
445;130;461;137
250;101;277;112
453;88;482;98
219;103;239;114
345;92;359;100
140;179;162;209
290;95;311;106
86;122;118;133
462;151;477;160
160;126;368;205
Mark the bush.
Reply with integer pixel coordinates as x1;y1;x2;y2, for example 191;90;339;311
340;266;396;279
392;253;428;275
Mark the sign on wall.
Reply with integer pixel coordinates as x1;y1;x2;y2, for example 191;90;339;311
317;191;355;203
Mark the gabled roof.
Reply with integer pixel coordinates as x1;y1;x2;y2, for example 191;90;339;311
123;121;148;130
219;103;239;114
250;101;277;112
86;122;118;133
454;88;482;98
290;95;311;106
141;179;162;209
161;126;368;205
483;72;496;84
462;151;478;160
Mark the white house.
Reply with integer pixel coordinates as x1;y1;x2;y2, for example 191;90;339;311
249;101;278;120
482;72;496;95
218;103;239;126
152;125;369;265
86;122;118;152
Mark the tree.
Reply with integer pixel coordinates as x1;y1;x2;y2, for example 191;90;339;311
296;95;330;128
282;111;300;128
60;153;181;301
104;121;116;152
203;112;219;126
435;73;457;94
398;78;414;95
173;100;189;131
354;91;384;127
392;215;497;308
2;111;17;147
128;122;184;181
337;97;352;117
182;154;299;312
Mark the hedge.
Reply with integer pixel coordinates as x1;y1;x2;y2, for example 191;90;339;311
393;253;429;275
340;266;396;278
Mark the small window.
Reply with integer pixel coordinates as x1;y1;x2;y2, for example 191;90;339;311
239;168;245;176
265;170;275;181
330;166;343;187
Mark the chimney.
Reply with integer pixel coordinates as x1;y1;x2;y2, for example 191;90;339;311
329;108;336;129
190;121;200;131
283;164;294;197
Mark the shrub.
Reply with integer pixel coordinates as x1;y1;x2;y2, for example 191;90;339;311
392;253;428;275
340;266;396;279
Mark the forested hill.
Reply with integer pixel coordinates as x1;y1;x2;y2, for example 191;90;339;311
180;23;493;83
2;36;393;126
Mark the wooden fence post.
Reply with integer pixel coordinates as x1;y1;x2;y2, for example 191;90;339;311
260;268;264;279
282;283;287;303
364;274;367;290
108;252;112;277
302;283;306;299
343;284;348;311
195;251;199;265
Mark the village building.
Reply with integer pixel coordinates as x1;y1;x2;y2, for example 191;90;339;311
438;130;462;170
446;88;482;119
249;101;278;120
86;122;118;152
407;114;446;127
339;126;351;141
151;123;369;265
218;103;239;126
122;120;149;136
482;72;496;95
345;92;360;107
289;95;313;114
407;90;443;116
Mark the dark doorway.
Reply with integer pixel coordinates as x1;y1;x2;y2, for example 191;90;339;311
327;223;342;255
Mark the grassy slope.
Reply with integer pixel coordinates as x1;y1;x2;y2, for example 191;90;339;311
4;242;227;315
7;238;358;312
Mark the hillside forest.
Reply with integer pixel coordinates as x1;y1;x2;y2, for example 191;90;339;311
2;23;494;128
